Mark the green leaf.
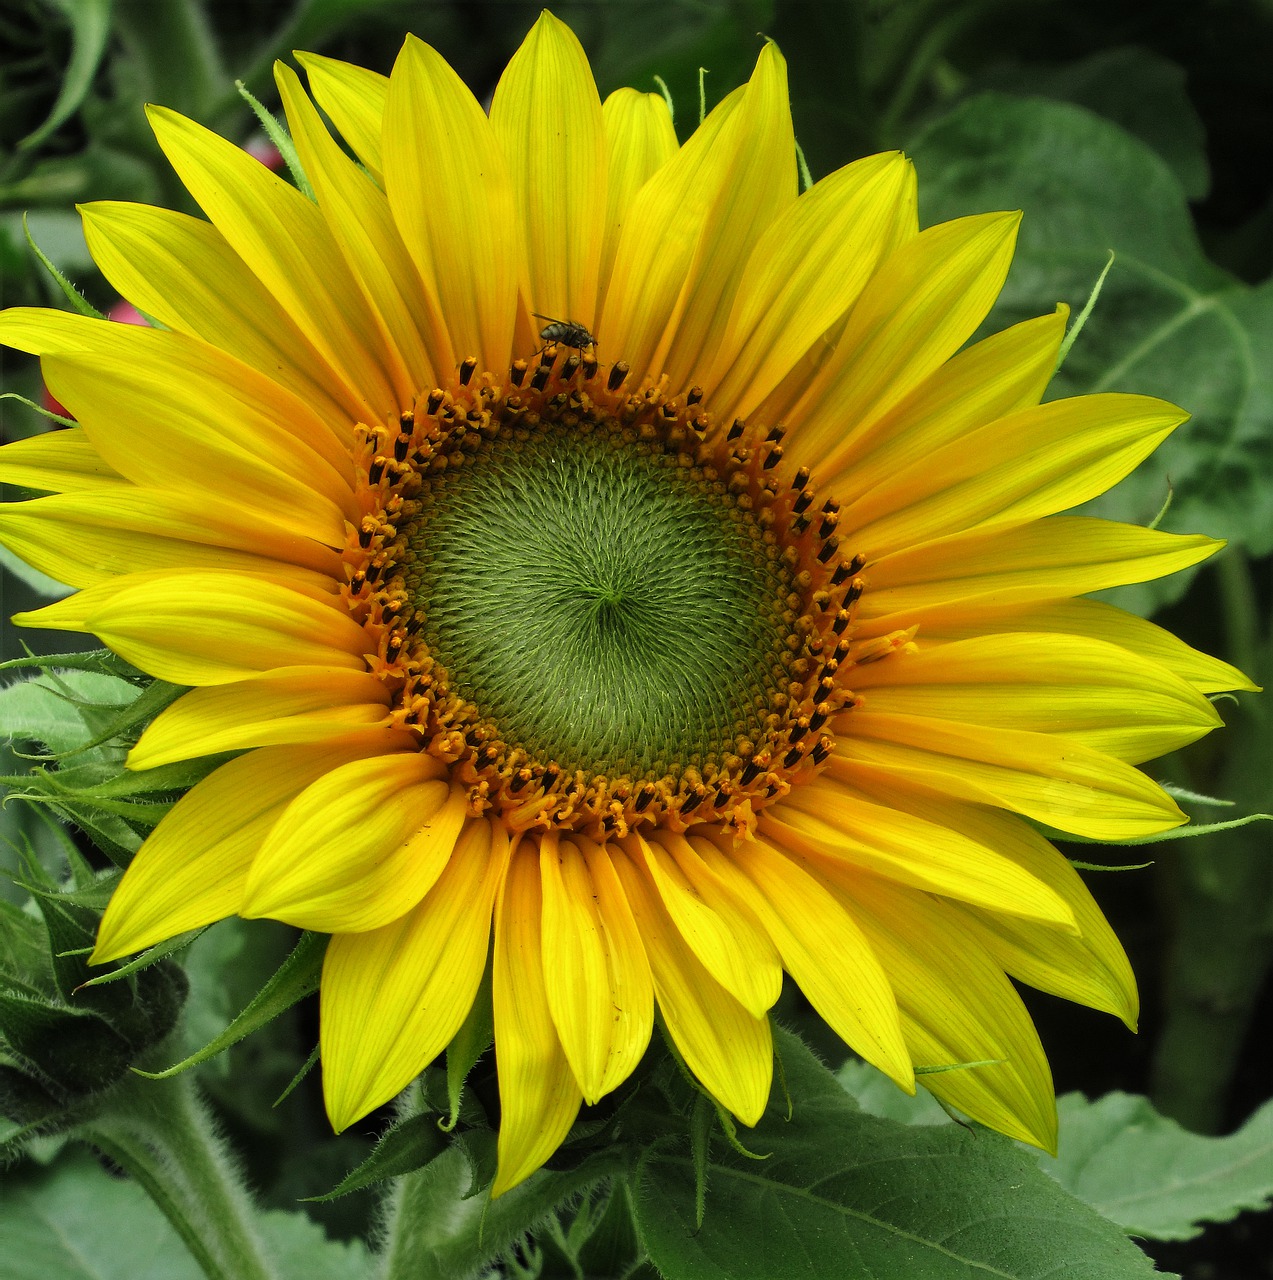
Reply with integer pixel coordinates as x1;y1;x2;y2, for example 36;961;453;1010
0;1146;371;1280
0;1148;204;1280
306;1110;447;1201
1037;1092;1273;1242
259;1204;371;1280
836;1056;951;1125
910;94;1273;611
133;931;325;1079
18;0;114;153
0;671;138;757
980;48;1209;200
635;1029;1159;1279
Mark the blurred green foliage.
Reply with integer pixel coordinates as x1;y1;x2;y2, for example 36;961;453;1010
1;0;1270;1275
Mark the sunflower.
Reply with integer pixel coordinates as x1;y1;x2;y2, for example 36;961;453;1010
0;12;1251;1195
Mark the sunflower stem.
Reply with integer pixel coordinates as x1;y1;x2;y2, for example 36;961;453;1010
78;1071;280;1280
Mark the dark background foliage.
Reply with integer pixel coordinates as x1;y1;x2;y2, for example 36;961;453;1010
1;1;1269;1276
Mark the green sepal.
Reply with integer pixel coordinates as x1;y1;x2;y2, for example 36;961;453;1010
442;959;492;1132
22;213;106;319
0;991;134;1098
0;648;151;687
132;930;325;1080
689;1093;712;1229
304;1110;448;1202
235;80;316;200
74;927;204;988
272;1041;318;1107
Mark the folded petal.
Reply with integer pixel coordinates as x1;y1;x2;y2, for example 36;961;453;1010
384;35;520;372
81;200;363;436
493;839;583;1196
694;833;913;1090
705;152;915;422
611;844;773;1125
491;11;606;330
633;831;782;1018
0;488;343;588
148;105;401;419
841;394;1185;558
277;63;448;392
784;212;1020;478
822;870;1058;1151
242;752;465;932
767;779;1075;925
322;818;509;1128
598;88;677;319
911;597;1257;695
0;427;125;494
827;768;1137;1028
538;834;653;1101
92;738;403;960
824;308;1066;499
656;41;797;389
856;517;1222;631
14;570;368;686
829;713;1186;840
850;633;1221;763
294;51;389;182
600;86;744;383
129;666;391;769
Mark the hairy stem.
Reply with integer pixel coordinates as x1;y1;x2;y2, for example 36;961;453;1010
79;1072;279;1280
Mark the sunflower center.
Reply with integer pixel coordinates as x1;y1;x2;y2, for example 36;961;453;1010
345;347;881;840
401;416;793;781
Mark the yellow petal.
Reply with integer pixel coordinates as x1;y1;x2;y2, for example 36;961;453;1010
826;872;1058;1151
830;713;1187;840
784;211;1021;478
129;666;390;769
384;35;520;372
81;201;363;436
92;738;399;961
277;63;448;393
14;570;368;686
598;88;677;319
491;11;606;329
825;767;1137;1028
748;160;921;430
696;833;914;1089
322;819;509;1128
611;844;773;1125
242;754;465;932
538;834;652;1102
841;394;1186;558
0;488;343;589
656;41;798;390
600;86;745;383
850;633;1221;763
705;152;915;422
856;517;1223;631
0;309;355;540
148;105;401;420
766;780;1075;925
294;52;389;182
580;837;655;1095
493;839;582;1196
0;426;125;494
913;596;1258;695
825;307;1067;500
633;831;782;1018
